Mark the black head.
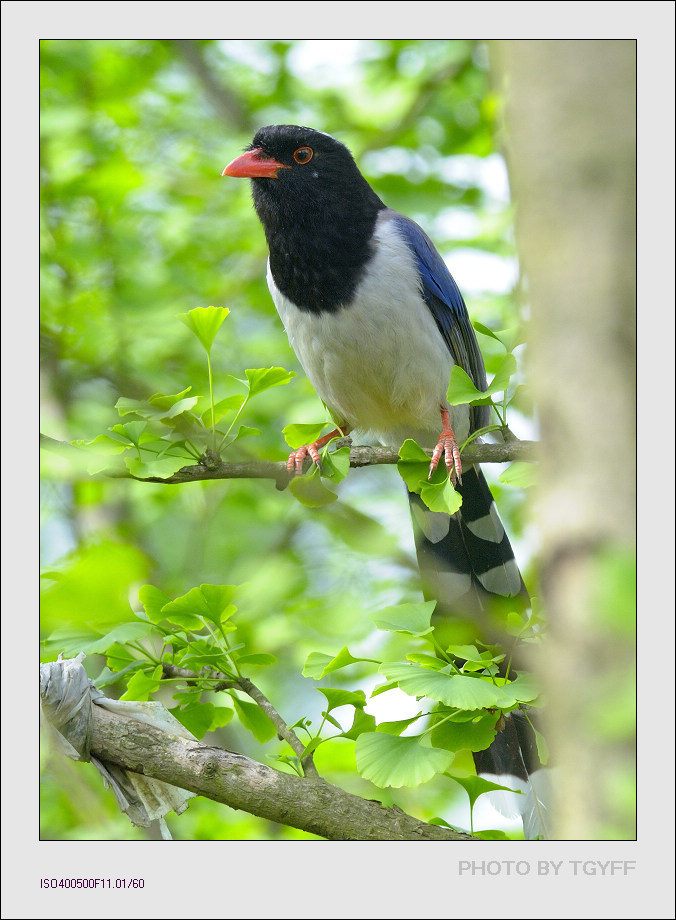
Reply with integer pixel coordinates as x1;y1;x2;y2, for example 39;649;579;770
224;124;384;228
223;125;386;312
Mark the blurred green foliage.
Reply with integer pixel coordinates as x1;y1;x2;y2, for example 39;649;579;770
40;39;532;840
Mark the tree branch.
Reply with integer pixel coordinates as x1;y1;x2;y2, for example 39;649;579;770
90;704;474;841
134;440;537;486
41;432;537;490
161;663;318;776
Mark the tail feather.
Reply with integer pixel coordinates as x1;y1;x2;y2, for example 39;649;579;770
408;465;550;839
408;465;529;643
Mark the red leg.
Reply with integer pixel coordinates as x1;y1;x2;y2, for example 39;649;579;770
428;408;462;484
287;426;350;475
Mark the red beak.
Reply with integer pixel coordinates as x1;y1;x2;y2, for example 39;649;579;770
222;148;289;179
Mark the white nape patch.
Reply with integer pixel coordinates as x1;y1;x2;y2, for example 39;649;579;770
267;216;468;448
465;502;505;543
477;558;522;596
410;503;451;543
437;570;473;600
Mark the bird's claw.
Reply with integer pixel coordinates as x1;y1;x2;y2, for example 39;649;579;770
287;443;322;476
286;426;348;477
428;409;462;485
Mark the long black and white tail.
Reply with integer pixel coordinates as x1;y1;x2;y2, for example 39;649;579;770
408;465;550;839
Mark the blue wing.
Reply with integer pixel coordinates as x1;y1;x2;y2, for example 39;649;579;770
389;211;489;430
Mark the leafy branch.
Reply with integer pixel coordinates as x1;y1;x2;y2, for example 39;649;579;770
46;308;536;514
42;578;545;839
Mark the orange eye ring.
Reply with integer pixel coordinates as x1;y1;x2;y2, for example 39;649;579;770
293;146;314;164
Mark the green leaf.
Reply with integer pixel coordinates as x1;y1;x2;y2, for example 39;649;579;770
397;439;432;490
71;432;129;453
105;643;138;673
370;680;399;698
380;662;502;709
474;322;525;353
474;829;512;840
178;306;229;354
317;687;367;712
124;446;190;479
109;421;147;446
397;440;462;514
446;353;517;405
120;665;163;701
174;639;233;674
499;462;537;489
370;601;436;637
506;610;529;636
232;697;277;743
355;733;453;788
321;711;344;731
201;394;246;427
431;712;499;752
69;434;129;473
493;673;541;706
319;445;351;483
419;477;463;514
156;396;200;421
533;725;550;765
428;816;457;829
82;621;155;654
138;584;174;624
288;468;338;507
283;422;330;450
301;736;327;758
271;754;303;776
473;321;506;346
115;397;154;418
171;701;233;739
243;366;295;397
339;707;378;741
375;715;423;735
485;353;517;396
147;388;195;411
232;425;261;442
446;772;523;811
446;644;504;672
446;365;485;405
235;653;277;668
302;646;372;679
116;390;199;422
161;584;237;628
446;644;483;661
405;653;446;669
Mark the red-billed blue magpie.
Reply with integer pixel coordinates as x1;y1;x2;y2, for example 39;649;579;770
223;125;548;838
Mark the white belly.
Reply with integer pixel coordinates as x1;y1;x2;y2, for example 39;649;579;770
267;220;469;448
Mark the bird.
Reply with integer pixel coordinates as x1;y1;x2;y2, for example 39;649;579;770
223;124;548;838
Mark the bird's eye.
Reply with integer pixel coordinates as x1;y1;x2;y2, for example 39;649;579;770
293;146;314;164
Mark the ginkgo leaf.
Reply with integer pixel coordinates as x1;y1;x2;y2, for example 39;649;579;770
178;306;229;353
356;733;452;787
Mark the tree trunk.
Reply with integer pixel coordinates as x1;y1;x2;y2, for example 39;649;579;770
490;39;636;839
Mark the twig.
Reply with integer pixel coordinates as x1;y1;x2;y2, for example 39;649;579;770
161;663;318;776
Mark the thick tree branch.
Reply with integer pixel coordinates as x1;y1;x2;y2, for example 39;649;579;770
90;704;474;841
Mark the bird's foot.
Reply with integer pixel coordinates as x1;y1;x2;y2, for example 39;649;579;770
287;427;348;476
428;408;462;485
